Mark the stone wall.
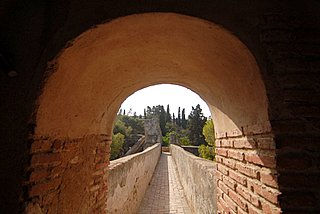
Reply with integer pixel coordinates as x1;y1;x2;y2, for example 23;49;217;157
107;143;161;214
171;144;216;214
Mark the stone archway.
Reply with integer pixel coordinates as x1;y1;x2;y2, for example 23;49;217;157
28;13;279;213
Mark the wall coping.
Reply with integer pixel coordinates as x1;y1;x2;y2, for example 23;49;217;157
171;144;216;168
108;143;161;169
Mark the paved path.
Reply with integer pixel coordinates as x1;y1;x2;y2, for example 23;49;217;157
138;152;193;214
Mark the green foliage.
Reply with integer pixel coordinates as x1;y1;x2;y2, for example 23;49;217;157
166;104;172;123
111;115;144;160
162;133;170;147
181;108;187;129
187;104;207;146
113;118;132;137
202;119;215;146
198;145;215;160
179;136;191;146
118;115;144;134
145;105;168;136
110;133;125;160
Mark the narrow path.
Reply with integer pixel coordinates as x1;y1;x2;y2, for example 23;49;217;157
138;152;192;214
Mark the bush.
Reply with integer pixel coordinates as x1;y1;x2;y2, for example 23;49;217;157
110;133;125;160
179;136;191;146
198;145;215;160
202;119;215;146
162;134;169;147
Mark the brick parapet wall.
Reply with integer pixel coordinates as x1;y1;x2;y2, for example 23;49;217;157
24;134;110;213
215;127;281;214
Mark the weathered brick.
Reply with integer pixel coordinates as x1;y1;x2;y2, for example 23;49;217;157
260;171;278;188
218;198;230;213
236;184;260;208
218;180;229;194
229;189;248;211
261;200;281;214
31;140;52;154
63;142;79;151
228;150;244;161
229;170;247;186
248;204;260;214
50;166;65;178
217;164;229;175
233;139;256;149
216;148;228;157
221;139;233;148
248;180;279;204
214;169;223;181
221;157;236;169
29;178;61;197
31;153;61;167
215;155;223;164
223;193;237;212
223;175;237;191
256;138;275;150
245;153;276;168
236;163;258;178
29;169;49;182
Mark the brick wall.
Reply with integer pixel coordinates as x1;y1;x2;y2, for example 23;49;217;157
260;14;320;212
215;124;281;214
25;134;110;213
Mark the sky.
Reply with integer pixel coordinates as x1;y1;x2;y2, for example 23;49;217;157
120;84;211;117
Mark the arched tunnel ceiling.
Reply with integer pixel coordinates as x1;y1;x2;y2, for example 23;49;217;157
35;13;269;138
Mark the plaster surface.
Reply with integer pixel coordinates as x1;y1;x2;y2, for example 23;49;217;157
35;13;268;138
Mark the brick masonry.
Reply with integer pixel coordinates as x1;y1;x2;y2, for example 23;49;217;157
260;14;320;213
25;134;110;213
215;126;281;214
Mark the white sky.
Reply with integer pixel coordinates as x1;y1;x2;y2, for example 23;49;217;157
120;84;211;117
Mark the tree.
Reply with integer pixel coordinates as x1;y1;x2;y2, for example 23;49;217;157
166;104;172;123
159;105;167;136
181;108;187;129
177;107;181;127
118;115;143;135
172;113;176;124
199;119;215;160
110;133;125;160
198;144;214;160
203;119;215;146
113;118;132;137
180;136;191;146
187;104;207;146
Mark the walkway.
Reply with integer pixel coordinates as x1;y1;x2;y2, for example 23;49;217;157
138;152;193;214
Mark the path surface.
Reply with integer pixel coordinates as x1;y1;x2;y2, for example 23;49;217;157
138;152;193;214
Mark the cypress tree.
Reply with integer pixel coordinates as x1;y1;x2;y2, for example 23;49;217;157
182;108;187;129
166;104;172;123
187;104;207;146
177;107;181;127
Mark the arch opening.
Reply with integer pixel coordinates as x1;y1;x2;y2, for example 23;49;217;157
28;13;279;214
35;13;269;139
